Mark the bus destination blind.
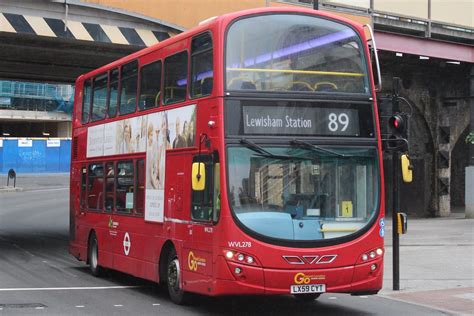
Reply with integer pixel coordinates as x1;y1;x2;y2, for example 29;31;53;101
242;106;360;136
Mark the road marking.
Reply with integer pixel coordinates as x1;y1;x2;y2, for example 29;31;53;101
359;296;369;298
328;296;338;300
75;305;84;308
0;286;141;292
35;307;45;310
153;303;161;306
27;187;69;193
114;305;123;307
42;260;78;278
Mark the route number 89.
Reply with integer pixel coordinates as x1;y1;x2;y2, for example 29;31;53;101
328;113;349;132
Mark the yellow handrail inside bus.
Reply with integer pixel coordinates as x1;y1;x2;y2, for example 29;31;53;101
227;67;365;77
314;81;338;90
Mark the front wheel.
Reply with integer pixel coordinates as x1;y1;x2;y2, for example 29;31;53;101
167;248;190;305
88;232;103;277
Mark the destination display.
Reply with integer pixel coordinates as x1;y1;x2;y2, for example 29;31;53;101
242;105;360;136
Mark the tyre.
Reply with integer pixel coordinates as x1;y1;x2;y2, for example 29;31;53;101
166;248;190;305
293;293;321;302
88;232;103;277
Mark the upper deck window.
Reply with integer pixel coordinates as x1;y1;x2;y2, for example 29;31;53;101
139;61;162;110
81;79;91;123
164;51;188;105
226;14;369;94
120;60;138;115
191;33;213;98
108;68;119;118
91;73;107;121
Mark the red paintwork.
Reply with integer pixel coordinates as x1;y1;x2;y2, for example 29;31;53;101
69;7;385;298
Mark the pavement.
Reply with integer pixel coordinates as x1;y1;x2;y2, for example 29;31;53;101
0;173;69;192
381;214;474;315
1;174;473;315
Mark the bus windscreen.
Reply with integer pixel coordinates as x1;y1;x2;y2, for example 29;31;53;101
226;14;369;94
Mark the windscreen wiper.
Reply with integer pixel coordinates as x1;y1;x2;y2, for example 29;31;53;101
290;139;348;158
239;138;296;160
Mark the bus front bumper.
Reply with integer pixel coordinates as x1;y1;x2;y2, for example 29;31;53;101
211;256;383;296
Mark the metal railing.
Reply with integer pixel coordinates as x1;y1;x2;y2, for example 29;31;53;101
280;0;474;36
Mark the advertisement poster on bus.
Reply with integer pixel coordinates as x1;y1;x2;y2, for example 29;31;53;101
144;104;196;222
87;104;196;223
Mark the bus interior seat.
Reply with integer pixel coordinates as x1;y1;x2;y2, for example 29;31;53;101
288;81;313;91
228;77;256;90
201;77;213;95
155;91;161;107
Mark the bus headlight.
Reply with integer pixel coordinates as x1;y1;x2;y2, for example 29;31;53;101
223;250;260;266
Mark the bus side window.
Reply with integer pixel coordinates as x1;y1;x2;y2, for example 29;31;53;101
108;68;119;118
119;60;138;115
191;153;219;222
80;166;87;209
139;61;162;110
81;79;92;123
91;73;107;121
105;162;115;212
116;161;134;213
88;163;104;211
164;51;188;105
135;159;145;216
191;32;213;98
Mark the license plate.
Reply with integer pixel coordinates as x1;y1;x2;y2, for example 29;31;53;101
290;284;326;294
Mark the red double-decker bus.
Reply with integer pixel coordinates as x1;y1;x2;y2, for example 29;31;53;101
69;7;385;304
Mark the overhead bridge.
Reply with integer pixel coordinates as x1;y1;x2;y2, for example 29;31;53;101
0;0;184;83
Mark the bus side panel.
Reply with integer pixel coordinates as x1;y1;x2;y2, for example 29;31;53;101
69;162;81;259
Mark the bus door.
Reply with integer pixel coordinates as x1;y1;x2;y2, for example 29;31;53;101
183;153;220;287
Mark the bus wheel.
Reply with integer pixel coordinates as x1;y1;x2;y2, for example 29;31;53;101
294;293;321;302
88;232;103;277
167;248;189;305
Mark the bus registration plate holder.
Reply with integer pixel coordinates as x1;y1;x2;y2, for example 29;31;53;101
290;284;326;294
